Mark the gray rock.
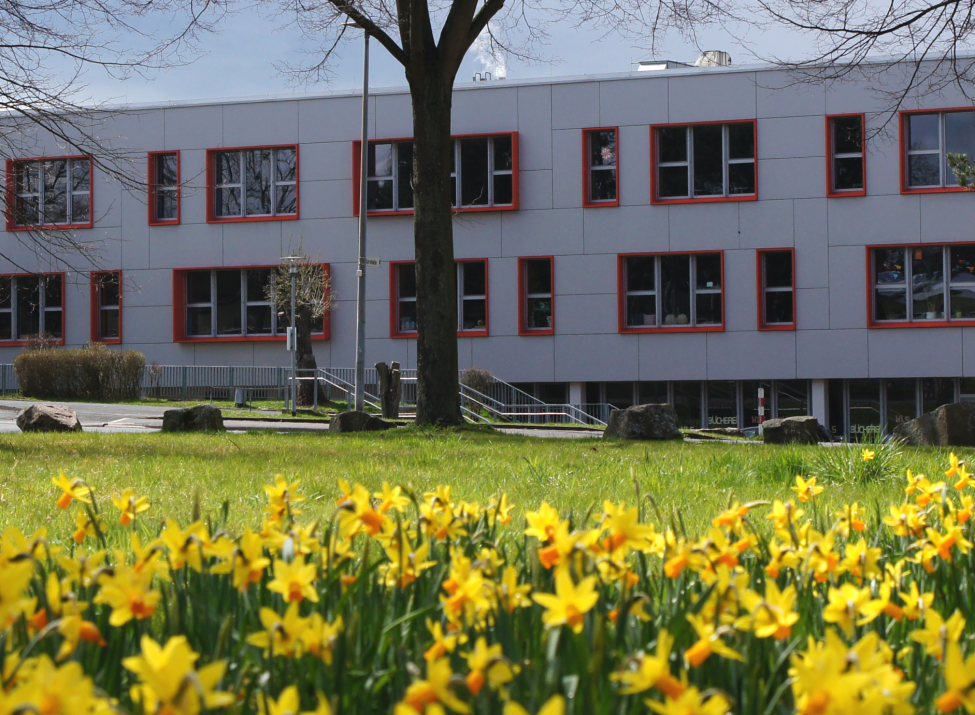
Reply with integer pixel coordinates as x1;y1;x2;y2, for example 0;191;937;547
162;405;224;432
762;415;821;445
329;410;396;433
893;401;975;446
16;404;83;433
603;403;683;440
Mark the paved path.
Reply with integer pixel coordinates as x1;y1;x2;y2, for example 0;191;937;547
0;400;602;438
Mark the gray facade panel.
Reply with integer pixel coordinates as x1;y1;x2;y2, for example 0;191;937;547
828;245;867;329
598;78;668;128
796;288;830;330
668;72;757;123
758;115;825;159
452;87;519;134
796;328;869;378
583;205;668;255
706;331;797;380
554;333;638;381
637;332;708;380
756;71;825;118
551;83;600;130
223;101;298;147
668;203;740;251
473;336;555;382
793;199;829;289
827;195;920;246
516;85;553;171
739;200;794;248
868;328;963;377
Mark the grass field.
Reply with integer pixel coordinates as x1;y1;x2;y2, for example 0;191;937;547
0;427;965;540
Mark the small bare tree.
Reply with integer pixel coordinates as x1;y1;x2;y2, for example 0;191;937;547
265;255;334;406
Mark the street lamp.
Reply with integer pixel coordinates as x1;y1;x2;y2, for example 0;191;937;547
347;19;369;413
280;255;302;417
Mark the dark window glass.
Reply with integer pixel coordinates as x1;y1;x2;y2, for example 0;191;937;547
100;309;119;340
526;259;551;295
604;381;633;409
44;275;62;308
626;257;655;292
71;161;89;191
461;299;486;330
244;149;272;216
369;144;393;177
215;270;241;335
672;381;702;428
741;380;773;427
946;111;975;185
494;174;513;205
590;169;616;202
275;185;296;215
44;309;62;339
834;157;864;191
247;269;270;303
707;381;738;427
908;114;940;151
527;297;552;329
696;293;722;325
16;277;39;339
398;143;414;209
627;294;656;326
911;247;945;320
43;160;67;224
728;124;754;160
157;154;178;186
923;377;955;413
156;192;177;221
828;379;845;438
215;187;240;217
874;248;907;321
590;131;616;166
696;254;721;289
186;271;211;304
776;380;808;419
494;136;513;171
886;378;917;433
367;180;393;211
216;151;239;184
848;378;882;441
187;307;211;336
951;245;975;319
275;148;296;183
461;262;486;296
692;125;723;196
247;306;272;334
638;381;668;405
908;154;940;187
728;163;755;195
460;138;489;206
660;255;691;325
833;116;863;154
764;252;792;288
0;312;12;341
658;166;689;198
658;127;687;163
525;259;552;330
399;264;416;298
765;292;793;324
537;383;567;404
98;273;120;308
585;382;601;404
0;278;10;309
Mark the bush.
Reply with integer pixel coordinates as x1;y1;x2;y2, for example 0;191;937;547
15;342;146;400
460;366;494;396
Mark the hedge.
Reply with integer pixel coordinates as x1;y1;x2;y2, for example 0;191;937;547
14;342;146;400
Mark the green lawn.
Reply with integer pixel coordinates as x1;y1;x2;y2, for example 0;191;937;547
0;428;963;540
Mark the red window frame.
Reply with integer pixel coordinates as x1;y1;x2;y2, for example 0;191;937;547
900;107;975;194
4;156;94;231
865;242;975;328
148;151;180;225
756;249;796;331
389;259;490;338
205;145;300;223
0;271;66;346
172;264;330;343
826;114;867;198
649;120;757;205
617;251;725;334
518;256;555;336
354;132;520;217
90;270;122;344
582;127;619;208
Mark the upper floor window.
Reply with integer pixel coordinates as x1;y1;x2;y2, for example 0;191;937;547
827;115;865;196
619;253;723;332
758;249;795;329
519;257;554;335
149;152;179;224
7;157;91;229
652;121;755;204
391;259;489;337
91;271;121;342
871;244;975;325
0;273;63;342
903;110;975;191
176;266;326;341
583;128;618;206
355;133;518;215
207;146;297;222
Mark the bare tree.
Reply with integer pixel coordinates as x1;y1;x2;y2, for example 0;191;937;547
266;255;334;406
0;0;226;271
264;0;728;426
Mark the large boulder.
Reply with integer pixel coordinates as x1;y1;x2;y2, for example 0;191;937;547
16;404;83;433
762;415;821;445
893;401;975;446
162;405;224;432
603;403;683;440
329;410;396;433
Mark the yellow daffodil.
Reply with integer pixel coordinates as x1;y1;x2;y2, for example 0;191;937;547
532;569;599;633
0;559;35;628
94;562;160;626
792;476;824;503
610;630;684;698
246;602;309;657
268;555;319;603
265;474;305;523
524;502;561;543
71;508;105;545
736;580;800;640
646;687;731;715
503;695;565;715
823;583;872;636
424;618;467;661
111;488;150;525
463;637;514;696
684;613;743;667
394;657;469;715
374;482;410;513
160;519;210;572
912;609;965;660
52;472;91;510
488;492;515;526
938;642;975;713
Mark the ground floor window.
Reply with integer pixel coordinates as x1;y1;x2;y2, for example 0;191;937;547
827;377;964;440
0;273;64;342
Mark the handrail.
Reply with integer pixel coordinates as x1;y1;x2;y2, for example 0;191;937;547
317;368;383;412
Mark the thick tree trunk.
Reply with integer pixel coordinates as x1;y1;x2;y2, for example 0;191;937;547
294;305;323;407
411;70;462;426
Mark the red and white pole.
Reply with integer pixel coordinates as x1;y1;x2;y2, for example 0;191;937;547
758;387;766;430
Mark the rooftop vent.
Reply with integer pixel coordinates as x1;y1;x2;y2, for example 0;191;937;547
694;50;732;67
637;60;692;71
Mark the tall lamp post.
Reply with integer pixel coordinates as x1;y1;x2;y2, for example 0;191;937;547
280;255;302;416
349;21;370;413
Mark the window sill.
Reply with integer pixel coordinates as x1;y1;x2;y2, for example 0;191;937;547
650;195;756;206
391;330;490;339
176;334;327;343
91;338;122;345
582;199;620;209
0;338;66;347
869;319;975;329
758;324;796;331
826;189;866;198
620;325;724;334
206;214;298;224
359;205;517;218
518;327;555;336
900;186;970;195
6;221;93;231
149;219;180;227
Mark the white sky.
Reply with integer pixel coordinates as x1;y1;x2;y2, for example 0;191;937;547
77;8;817;105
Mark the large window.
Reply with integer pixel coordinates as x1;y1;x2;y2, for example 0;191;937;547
870;244;975;326
148;152;179;224
583;128;618;206
827;114;865;196
758;249;795;329
519;257;554;335
652;121;755;203
390;260;489;337
356;133;517;214
175;267;327;341
207;146;297;221
619;253;723;332
0;274;64;342
91;271;121;343
7;157;91;229
903;110;975;190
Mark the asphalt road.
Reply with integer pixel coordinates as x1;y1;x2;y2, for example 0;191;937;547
0;400;602;438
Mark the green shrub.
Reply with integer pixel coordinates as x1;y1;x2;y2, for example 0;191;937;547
14;342;145;400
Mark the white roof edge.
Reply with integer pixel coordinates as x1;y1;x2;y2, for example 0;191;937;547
89;53;975;113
